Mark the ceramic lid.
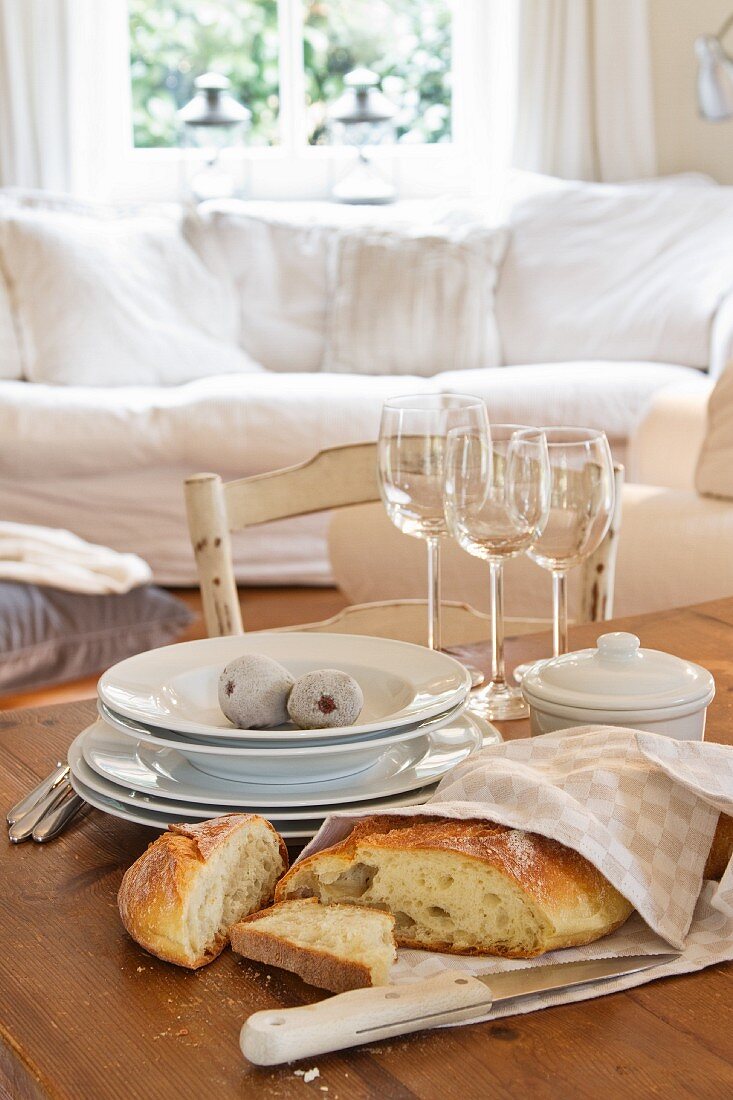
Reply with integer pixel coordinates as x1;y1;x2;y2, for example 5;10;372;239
522;632;715;713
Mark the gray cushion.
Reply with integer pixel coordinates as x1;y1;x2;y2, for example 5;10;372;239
0;583;194;693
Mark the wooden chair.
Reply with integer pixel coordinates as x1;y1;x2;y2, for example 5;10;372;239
184;443;624;644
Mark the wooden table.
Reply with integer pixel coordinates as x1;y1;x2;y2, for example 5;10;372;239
2;598;733;1100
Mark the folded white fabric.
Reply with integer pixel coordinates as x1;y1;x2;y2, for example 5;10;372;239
300;727;733;1020
0;521;152;595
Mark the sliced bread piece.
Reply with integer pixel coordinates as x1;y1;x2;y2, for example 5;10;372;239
118;814;288;969
231;897;396;992
276;815;633;959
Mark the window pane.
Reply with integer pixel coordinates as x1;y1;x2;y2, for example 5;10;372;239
129;0;280;148
303;0;452;146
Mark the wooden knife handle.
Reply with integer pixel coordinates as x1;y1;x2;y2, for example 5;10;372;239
240;971;493;1066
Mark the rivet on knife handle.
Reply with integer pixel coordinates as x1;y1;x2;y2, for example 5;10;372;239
8;782;71;844
241;971;493;1066
33;793;86;843
7;762;69;826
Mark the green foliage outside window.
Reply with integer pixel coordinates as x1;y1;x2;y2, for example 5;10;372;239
129;0;452;149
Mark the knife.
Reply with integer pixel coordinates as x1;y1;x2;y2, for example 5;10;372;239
241;952;679;1066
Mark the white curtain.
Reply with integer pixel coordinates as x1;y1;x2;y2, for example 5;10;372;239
0;0;131;196
513;0;657;182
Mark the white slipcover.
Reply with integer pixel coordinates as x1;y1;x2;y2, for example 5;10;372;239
0;363;709;583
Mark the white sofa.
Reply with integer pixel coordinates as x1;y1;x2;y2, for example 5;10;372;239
0;175;730;587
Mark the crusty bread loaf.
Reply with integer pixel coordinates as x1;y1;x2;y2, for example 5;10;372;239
231;897;396;993
705;812;733;881
118;814;288;969
276;816;633;959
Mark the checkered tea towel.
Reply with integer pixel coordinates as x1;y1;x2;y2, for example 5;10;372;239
297;727;733;1021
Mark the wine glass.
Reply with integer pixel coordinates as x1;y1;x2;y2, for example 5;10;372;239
444;424;550;720
378;394;489;653
525;427;615;659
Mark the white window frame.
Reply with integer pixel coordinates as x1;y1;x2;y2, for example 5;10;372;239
109;0;514;202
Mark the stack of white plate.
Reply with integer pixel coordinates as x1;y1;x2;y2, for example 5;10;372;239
68;633;500;843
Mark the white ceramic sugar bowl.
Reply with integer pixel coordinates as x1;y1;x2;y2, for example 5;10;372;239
521;632;715;741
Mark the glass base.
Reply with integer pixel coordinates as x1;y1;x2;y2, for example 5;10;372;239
467;681;528;722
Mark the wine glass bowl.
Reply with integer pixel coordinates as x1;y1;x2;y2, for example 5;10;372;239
526;427;615;658
377;394;489;652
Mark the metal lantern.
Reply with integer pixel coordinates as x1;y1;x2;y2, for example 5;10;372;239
328;68;398;204
177;73;251;202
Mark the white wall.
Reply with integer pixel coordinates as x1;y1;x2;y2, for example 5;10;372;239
650;0;733;182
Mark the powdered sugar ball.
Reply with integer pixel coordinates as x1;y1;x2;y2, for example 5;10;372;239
287;669;364;730
218;654;294;729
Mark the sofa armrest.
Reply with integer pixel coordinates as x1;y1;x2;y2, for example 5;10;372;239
628;385;712;489
710;290;733;379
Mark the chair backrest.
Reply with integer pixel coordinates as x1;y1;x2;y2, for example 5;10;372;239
184;443;379;636
184;448;624;640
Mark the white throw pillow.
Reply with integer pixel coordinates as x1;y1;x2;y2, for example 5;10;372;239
695;360;733;498
0;206;261;386
496;178;733;369
325;225;509;377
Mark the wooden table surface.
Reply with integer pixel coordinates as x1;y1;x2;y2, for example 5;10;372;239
2;598;733;1100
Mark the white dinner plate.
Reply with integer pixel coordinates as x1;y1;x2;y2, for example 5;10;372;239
98;698;467;750
69;773;320;841
68;743;437;820
97;632;471;741
98;699;467;783
77;715;489;808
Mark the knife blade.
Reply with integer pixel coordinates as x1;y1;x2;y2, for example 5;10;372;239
241;952;679;1066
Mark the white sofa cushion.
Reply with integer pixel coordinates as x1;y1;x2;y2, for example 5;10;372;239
496;179;733;369
0;205;260;386
185;199;496;373
326;225;508;376
0;361;707;584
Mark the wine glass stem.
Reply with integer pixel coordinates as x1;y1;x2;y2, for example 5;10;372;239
552;570;569;656
489;559;506;687
426;537;442;652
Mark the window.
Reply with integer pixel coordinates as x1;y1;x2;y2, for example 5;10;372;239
128;0;453;151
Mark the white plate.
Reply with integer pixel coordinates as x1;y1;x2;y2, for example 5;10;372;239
98;699;466;783
78;715;489;808
69;773;319;841
97;632;471;741
98;698;466;750
68;743;437;820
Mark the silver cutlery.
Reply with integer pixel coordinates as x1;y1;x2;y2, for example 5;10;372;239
32;791;86;842
8;781;74;843
7;762;69;826
241;952;680;1065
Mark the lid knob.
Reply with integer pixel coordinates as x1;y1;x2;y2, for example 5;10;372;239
596;632;641;663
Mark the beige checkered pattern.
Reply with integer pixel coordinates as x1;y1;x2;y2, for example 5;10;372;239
301;727;733;1021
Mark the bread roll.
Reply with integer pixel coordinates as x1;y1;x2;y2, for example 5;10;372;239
118;814;288;969
231;897;396;992
276;816;633;959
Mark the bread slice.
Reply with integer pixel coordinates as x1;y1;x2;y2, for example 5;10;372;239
118;814;288;969
231;897;396;992
276;815;633;959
